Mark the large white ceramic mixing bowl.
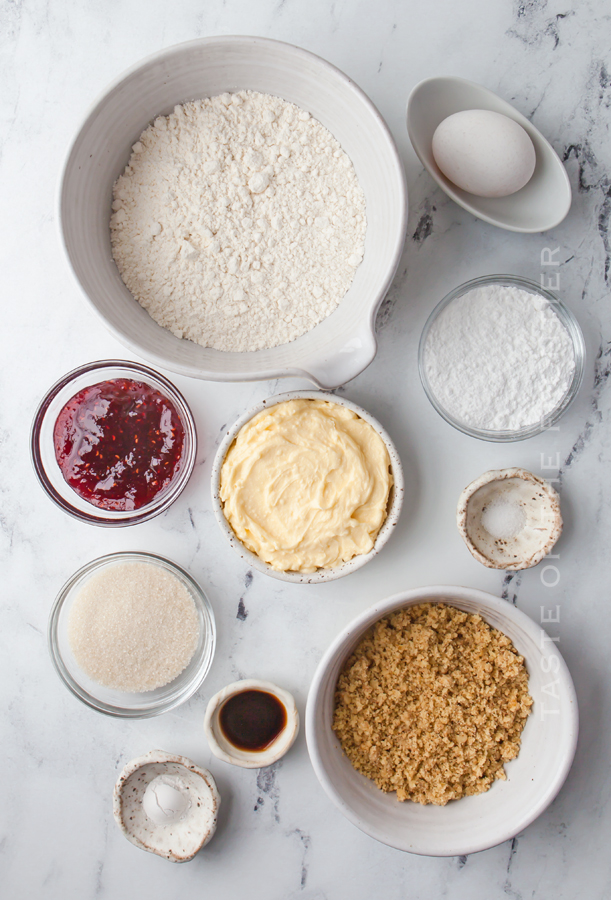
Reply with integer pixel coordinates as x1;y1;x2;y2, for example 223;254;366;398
306;586;578;856
60;36;407;389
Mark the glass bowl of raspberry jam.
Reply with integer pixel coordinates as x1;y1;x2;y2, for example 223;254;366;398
31;360;197;526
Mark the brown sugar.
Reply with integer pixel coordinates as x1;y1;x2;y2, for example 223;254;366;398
332;603;533;805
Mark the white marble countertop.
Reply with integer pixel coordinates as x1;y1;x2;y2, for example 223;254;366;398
2;1;610;897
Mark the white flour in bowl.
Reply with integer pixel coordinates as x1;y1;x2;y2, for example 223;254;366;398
110;90;366;352
423;283;576;431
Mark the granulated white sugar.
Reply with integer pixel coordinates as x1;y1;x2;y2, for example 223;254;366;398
67;561;200;692
110;90;366;352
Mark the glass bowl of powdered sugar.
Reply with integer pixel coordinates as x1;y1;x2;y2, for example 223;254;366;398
418;274;585;441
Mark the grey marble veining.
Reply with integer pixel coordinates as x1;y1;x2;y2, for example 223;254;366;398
1;0;610;897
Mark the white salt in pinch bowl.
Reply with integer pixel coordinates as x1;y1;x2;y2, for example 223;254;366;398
113;750;220;862
306;585;579;856
457;468;563;570
48;551;216;718
418;274;585;442
211;390;404;583
59;36;407;389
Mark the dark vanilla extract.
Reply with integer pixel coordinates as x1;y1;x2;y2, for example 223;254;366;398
219;690;287;751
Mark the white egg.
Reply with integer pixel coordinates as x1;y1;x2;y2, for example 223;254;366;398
432;109;536;198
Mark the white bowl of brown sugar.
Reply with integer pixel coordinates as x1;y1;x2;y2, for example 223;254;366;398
305;586;578;856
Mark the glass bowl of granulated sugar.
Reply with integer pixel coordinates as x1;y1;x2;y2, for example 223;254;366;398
48;552;216;717
59;36;407;390
418;274;585;442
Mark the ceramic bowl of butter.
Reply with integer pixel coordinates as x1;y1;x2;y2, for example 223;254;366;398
306;585;579;856
59;36;407;390
211;391;404;583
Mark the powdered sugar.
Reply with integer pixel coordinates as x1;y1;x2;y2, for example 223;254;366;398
423;283;576;431
110;91;366;352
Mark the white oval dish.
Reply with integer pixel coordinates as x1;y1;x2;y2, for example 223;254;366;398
306;585;578;857
407;76;571;233
211;391;404;584
113;750;220;862
59;36;407;389
204;679;299;768
457;468;563;570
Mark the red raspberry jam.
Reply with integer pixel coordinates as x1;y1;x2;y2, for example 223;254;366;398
53;379;185;511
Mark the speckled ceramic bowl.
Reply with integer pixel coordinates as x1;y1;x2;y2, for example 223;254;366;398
457;468;563;570
211;391;404;583
113;750;220;862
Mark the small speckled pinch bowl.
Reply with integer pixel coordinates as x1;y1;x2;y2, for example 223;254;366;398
306;586;579;856
113;750;220;862
457;467;562;570
211;391;404;584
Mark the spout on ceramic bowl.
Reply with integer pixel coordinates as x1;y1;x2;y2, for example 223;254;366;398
297;324;379;389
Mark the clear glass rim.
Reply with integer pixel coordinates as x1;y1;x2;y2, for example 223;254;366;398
30;359;197;525
48;551;216;718
418;275;586;443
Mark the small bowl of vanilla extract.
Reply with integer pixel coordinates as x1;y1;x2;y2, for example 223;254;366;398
203;680;299;768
